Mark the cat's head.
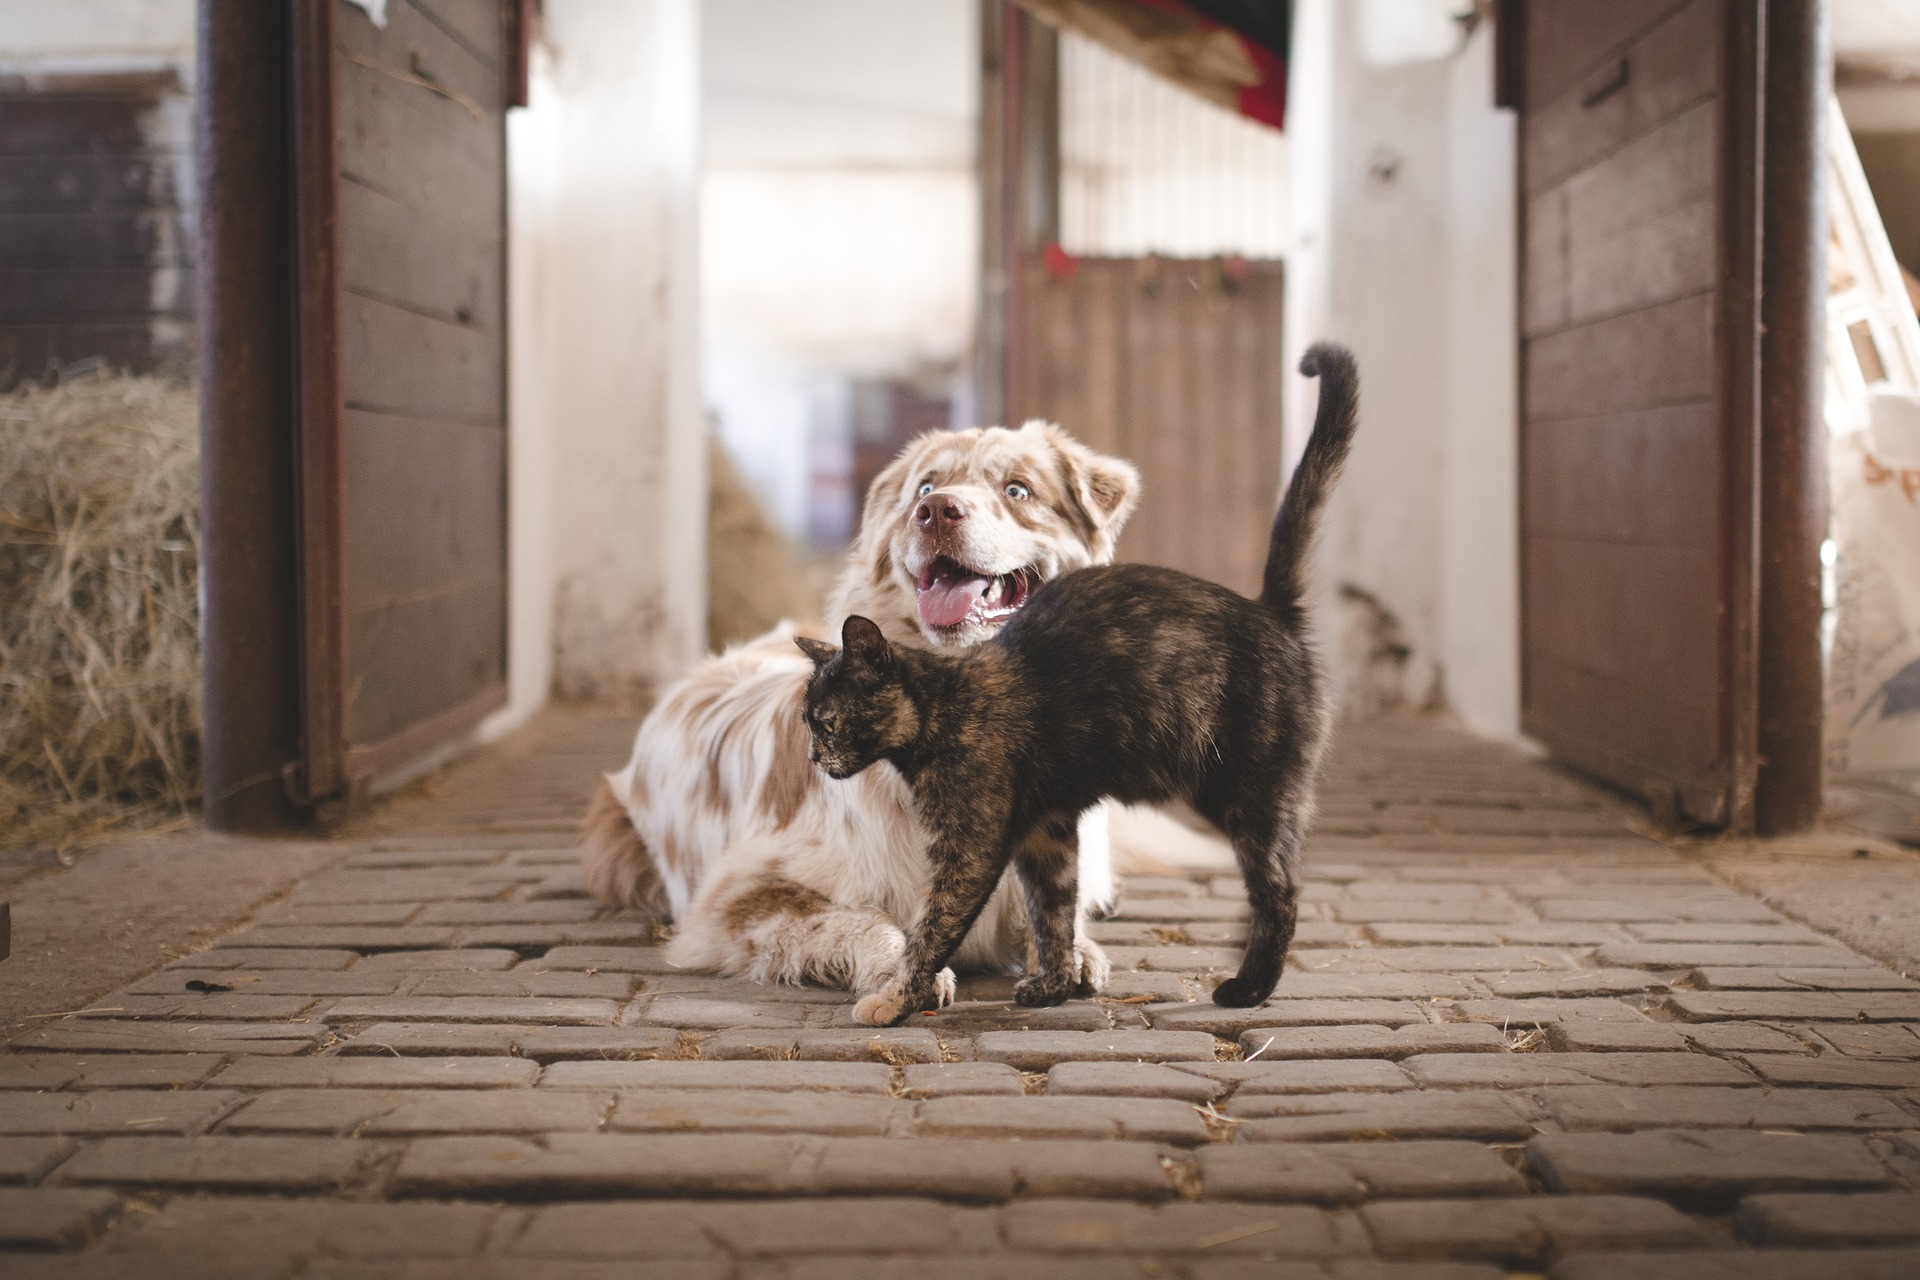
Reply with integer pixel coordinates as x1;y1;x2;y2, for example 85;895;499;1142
796;615;921;779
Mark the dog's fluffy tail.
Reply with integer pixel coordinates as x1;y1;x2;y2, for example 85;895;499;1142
581;777;671;918
1261;342;1359;613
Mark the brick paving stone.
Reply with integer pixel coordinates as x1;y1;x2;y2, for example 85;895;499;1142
355;949;522;971
1689;967;1920;991
702;1199;999;1258
1453;999;1651;1025
695;1028;944;1063
506;1201;725;1257
402;971;638;999
901;1063;1025;1097
1104;945;1245;972
1359;1195;1704;1265
1539;898;1779;924
521;946;681;973
0;1186;121;1249
1124;876;1209;898
347;846;505;867
391;1134;1178;1200
54;1136;375;1191
1818;1024;1920;1058
1231;1024;1506;1060
1401;1051;1751;1088
1150;1001;1430;1034
1198;1141;1525;1203
218;926;457;950
1527;1130;1897;1203
1540;1085;1915;1131
98;1197;500;1259
39;1055;226;1090
544;1060;893;1091
1230;1091;1537;1140
1666;992;1920;1021
213;1056;541;1089
459;923;661;948
268;903;424;926
0;1136;75;1184
1047;1061;1224;1101
417;901;603;925
0;1089;241;1135
1182;1059;1417;1094
915;1002;1125;1033
1738;1056;1920;1088
1548;1248;1920;1280
1682;1024;1810;1054
1267;974;1478;1000
76;992;320;1020
322;996;620;1024
914;1094;1211;1144
1296;947;1586;973
1547;1022;1689;1052
1367;925;1503;945
1108;898;1251;922
1733;1191;1920;1246
1626;923;1827;944
972;1030;1218;1069
127;969;402;997
1099;971;1191;1001
0;1056;82;1088
1482;970;1669;998
336;1022;678;1060
1501;925;1637;947
1598;944;1868;969
224;1088;610;1135
1331;901;1527;924
609;1089;901;1135
292;872;504;904
626;998;809;1030
171;948;359;970
999;1199;1339;1257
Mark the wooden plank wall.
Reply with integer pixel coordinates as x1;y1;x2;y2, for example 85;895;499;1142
1021;256;1285;598
1519;0;1740;821
0;73;193;385
335;0;507;755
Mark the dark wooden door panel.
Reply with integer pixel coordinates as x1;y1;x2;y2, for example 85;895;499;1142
1517;0;1760;825
300;0;509;790
1022;257;1285;598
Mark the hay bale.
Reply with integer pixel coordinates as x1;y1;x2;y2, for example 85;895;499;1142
707;436;829;651
0;373;200;849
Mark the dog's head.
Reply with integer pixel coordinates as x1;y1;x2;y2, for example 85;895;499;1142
832;421;1140;648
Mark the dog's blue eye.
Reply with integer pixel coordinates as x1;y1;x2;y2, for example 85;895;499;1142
1004;482;1030;500
916;482;934;498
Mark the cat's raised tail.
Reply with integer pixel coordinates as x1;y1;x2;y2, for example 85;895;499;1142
1260;342;1359;614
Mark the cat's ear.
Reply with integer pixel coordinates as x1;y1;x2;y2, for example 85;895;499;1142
841;615;894;670
794;636;839;668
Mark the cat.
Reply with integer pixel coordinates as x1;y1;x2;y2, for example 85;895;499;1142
797;343;1359;1027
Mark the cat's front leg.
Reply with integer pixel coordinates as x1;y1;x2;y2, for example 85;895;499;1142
853;833;1012;1027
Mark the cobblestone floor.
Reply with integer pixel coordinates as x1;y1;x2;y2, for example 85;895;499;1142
3;711;1919;1278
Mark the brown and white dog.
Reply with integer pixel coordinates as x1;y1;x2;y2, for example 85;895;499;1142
582;420;1141;1001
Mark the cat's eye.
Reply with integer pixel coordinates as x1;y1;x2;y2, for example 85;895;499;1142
916;481;935;498
1004;481;1030;500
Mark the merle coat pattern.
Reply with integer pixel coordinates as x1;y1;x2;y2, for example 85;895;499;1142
797;344;1360;1026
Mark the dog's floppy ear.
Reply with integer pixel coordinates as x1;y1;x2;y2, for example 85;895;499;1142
1021;420;1141;551
840;615;894;669
794;636;839;667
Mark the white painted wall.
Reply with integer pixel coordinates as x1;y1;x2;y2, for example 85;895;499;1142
701;0;977;543
0;0;192;78
487;0;707;726
1285;0;1521;739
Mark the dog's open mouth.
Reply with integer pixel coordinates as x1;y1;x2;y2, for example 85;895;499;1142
915;557;1035;630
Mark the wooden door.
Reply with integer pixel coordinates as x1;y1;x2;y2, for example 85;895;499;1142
294;0;510;801
1021;255;1287;596
1517;0;1763;826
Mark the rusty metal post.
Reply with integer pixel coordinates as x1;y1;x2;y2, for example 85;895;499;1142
195;0;303;829
1756;0;1831;834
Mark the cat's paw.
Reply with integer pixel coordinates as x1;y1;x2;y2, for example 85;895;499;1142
1013;974;1074;1007
1210;975;1272;1008
931;968;957;1008
853;982;913;1027
1072;937;1111;997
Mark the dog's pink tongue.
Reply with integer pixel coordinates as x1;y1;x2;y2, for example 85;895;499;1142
917;574;989;628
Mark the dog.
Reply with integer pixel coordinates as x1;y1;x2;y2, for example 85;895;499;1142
583;420;1140;999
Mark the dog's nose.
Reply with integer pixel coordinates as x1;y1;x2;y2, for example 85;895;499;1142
914;492;967;531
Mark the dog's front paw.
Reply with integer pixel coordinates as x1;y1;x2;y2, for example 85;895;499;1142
853;981;913;1027
1013;974;1073;1007
931;968;957;1008
1073;936;1111;997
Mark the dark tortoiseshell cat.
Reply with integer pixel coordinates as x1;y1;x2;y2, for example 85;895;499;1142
798;344;1359;1026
